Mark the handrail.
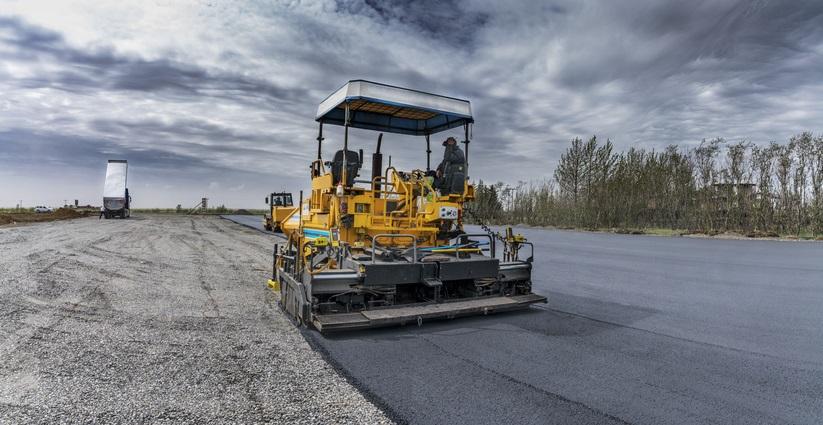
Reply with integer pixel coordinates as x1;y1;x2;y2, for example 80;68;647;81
371;176;394;185
515;241;534;263
371;233;417;264
458;233;496;258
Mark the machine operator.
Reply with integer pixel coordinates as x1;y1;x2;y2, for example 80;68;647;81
435;136;466;194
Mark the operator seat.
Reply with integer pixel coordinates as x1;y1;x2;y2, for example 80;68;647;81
330;149;362;187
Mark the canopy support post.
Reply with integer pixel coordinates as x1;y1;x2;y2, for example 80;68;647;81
463;123;471;178
316;122;324;160
297;189;303;282
342;103;350;188
425;134;431;171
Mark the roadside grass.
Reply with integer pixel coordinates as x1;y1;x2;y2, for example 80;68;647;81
780;231;820;240
607;226;821;240
639;228;688;237
525;224;821;241
611;227;686;236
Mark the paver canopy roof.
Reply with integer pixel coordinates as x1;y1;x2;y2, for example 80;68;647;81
316;80;473;136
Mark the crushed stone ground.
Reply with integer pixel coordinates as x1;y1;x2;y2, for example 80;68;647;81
0;215;391;424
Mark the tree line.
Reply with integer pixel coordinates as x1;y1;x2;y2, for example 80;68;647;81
467;132;823;237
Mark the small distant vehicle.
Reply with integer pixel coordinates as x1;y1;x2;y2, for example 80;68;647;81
263;192;296;232
102;160;131;219
34;206;53;213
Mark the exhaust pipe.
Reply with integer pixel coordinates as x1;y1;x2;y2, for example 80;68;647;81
372;133;383;196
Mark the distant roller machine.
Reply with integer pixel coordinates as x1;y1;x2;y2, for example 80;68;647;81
268;80;546;332
102;160;131;219
263;192;296;232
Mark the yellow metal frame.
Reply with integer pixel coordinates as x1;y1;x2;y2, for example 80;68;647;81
280;166;473;250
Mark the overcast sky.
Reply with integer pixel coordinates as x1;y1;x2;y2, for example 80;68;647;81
1;0;822;208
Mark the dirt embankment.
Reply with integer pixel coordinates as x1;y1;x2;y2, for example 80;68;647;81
0;208;91;226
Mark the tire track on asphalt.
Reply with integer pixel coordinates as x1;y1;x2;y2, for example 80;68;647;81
533;305;823;367
415;333;634;425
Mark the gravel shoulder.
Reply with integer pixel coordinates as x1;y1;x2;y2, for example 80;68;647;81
0;215;390;424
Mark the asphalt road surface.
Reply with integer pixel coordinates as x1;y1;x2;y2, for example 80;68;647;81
221;214;268;232
302;226;823;425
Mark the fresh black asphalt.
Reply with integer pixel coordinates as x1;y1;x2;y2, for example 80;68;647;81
223;216;823;424
221;214;269;232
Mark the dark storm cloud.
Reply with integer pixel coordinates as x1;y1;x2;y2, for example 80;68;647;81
91;118;257;145
0;128;214;172
258;8;437;94
555;1;823;93
475;0;823;156
339;0;490;47
0;16;308;104
88;117;302;160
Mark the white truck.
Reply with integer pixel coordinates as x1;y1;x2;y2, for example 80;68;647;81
102;160;131;219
